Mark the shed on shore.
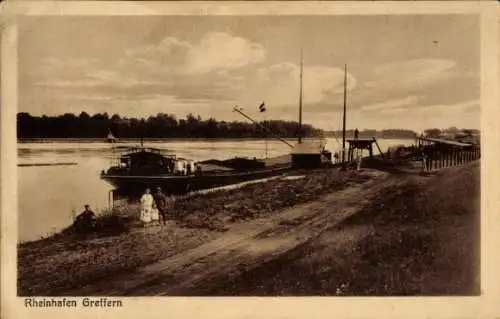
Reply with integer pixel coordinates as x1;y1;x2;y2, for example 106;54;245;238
291;139;331;168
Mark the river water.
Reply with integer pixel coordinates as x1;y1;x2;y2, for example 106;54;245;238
17;138;413;242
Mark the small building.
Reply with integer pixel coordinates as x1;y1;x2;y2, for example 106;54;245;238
291;139;331;168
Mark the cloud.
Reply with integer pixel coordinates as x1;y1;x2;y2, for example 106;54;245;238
39;57;100;68
186;33;266;74
238;62;357;110
353;99;480;132
413;99;479;114
21;32;478;133
359;95;423;112
123;37;192;74
35;79;105;88
365;58;457;90
32;32;265;103
122;32;265;76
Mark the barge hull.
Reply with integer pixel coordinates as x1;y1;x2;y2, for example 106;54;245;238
102;166;294;197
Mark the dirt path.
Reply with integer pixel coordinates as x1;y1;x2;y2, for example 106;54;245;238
64;169;399;296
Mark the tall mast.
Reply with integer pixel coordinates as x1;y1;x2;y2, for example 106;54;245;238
341;64;347;167
298;49;304;144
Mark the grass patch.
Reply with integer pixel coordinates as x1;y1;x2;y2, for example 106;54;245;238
173;169;370;228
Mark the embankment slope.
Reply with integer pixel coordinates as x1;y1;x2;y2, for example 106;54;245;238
210;162;480;296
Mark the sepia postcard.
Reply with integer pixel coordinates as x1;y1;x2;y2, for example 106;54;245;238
1;1;499;319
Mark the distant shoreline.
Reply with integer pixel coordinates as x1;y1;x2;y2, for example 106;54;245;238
17;137;416;143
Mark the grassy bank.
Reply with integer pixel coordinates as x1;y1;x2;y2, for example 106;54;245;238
208;162;480;296
335;163;480;295
18;168;367;296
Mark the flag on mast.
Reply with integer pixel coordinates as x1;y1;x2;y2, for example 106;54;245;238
259;101;266;113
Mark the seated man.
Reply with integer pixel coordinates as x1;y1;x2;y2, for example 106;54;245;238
74;204;97;233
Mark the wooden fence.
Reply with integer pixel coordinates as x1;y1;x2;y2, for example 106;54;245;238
421;147;481;172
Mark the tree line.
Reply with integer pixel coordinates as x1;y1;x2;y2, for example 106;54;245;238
325;129;418;139
423;127;479;138
17;112;323;139
325;127;479;140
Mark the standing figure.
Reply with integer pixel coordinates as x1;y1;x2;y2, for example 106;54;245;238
175;160;183;175
182;161;187;175
153;187;168;225
354;128;359;139
140;188;154;225
195;163;202;176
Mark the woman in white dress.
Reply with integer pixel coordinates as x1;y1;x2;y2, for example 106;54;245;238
140;188;154;225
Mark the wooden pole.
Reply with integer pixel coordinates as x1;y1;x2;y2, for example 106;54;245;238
341;64;347;169
429;149;433;171
298;48;303;144
433;150;436;170
423;151;427;172
421;152;426;173
233;107;294;148
264;111;268;159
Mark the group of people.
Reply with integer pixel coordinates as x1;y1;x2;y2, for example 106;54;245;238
162;159;203;176
72;187;175;232
173;160;203;176
139;187;172;226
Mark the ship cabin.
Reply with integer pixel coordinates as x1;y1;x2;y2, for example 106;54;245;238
107;147;178;175
291;139;332;169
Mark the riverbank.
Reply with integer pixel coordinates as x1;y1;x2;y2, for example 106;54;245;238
18;168;369;296
17;162;480;296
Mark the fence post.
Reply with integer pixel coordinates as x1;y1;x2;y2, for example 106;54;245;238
429;150;434;171
426;152;430;172
421;153;427;173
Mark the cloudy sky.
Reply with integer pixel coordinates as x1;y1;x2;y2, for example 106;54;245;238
18;15;479;132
